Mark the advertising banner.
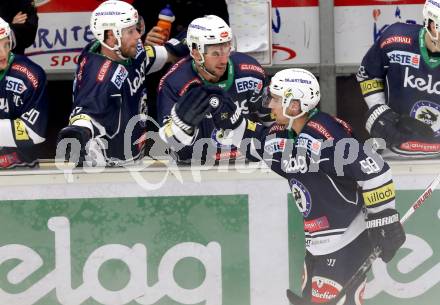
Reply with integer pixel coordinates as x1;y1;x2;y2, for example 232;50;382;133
28;1;134;72
0;168;439;305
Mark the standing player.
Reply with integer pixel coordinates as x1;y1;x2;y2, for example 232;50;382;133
57;0;174;166
167;68;406;304
0;17;47;169
157;15;272;163
357;0;440;158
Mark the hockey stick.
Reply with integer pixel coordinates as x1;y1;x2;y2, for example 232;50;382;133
287;172;440;305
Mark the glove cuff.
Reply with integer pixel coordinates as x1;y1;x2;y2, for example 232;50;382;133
171;105;194;135
366;209;400;229
365;104;391;133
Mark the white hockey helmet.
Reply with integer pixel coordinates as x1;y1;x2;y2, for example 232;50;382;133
0;17;16;50
423;0;440;40
186;15;232;55
90;0;138;52
269;68;320;128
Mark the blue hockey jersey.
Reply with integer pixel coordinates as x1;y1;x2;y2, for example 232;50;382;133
0;53;48;168
358;23;440;157
230;111;395;255
69;40;168;165
157;52;272;162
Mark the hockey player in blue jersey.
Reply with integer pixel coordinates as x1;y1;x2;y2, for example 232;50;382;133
166;68;406;304
0;17;48;169
158;15;272;163
357;0;440;158
57;0;175;167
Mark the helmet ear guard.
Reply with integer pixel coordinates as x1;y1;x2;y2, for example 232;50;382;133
0;17;16;50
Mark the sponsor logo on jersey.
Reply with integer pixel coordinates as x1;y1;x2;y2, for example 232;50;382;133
269;124;285;133
387;50;420;68
403;67;440;95
134;42;144;59
380;35;412;48
307;121;333;139
111;65;128;89
360;79;384;96
14;119;30;141
264;138;286;154
144;45;155;59
97;60;111;82
210;128;236;149
410;100;440;136
311;277;344;304
333;117;352;134
179;78;203;96
362;182;395;207
296;133;322;156
239;64;265;77
11;64;38;88
283;155;308;174
0;98;9;113
128;60;147;96
247;120;257;131
235;77;263;93
304;216;330;233
5;76;27;94
69;114;92;125
289;178;312;217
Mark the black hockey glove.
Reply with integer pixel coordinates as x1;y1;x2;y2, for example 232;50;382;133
366;208;406;263
171;85;211;135
203;85;244;130
365;104;435;147
57;125;91;166
164;31;190;58
365;104;409;147
396;115;435;141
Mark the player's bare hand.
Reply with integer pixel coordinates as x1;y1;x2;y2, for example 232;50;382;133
144;26;167;46
12;12;27;24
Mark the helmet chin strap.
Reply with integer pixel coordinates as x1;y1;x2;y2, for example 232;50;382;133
284;108;307;130
101;38;129;60
196;53;218;79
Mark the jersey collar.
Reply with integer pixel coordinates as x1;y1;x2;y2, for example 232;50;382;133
0;53;15;82
90;40;131;66
419;28;440;69
192;58;234;91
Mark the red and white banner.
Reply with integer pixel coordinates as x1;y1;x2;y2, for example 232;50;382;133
27;0;427;71
27;1;133;71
